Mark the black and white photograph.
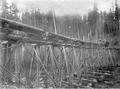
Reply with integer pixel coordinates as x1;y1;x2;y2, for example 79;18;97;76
0;0;120;88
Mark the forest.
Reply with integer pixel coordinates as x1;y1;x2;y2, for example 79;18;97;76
1;0;120;41
1;0;120;88
1;0;113;41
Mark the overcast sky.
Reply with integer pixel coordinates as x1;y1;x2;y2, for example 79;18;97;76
7;0;117;16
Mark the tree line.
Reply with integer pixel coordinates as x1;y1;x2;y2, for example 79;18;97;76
1;0;120;42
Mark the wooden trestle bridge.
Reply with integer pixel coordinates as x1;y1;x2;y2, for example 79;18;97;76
0;18;120;88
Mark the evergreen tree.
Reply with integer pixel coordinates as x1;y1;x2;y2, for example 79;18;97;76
9;1;19;21
88;3;98;26
87;3;99;40
1;0;19;21
1;0;9;18
104;2;120;36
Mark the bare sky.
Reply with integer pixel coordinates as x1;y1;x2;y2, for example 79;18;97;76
7;0;116;16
